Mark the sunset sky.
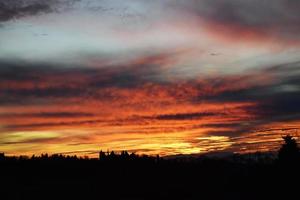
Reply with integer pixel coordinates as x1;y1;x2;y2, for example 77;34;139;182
1;0;300;157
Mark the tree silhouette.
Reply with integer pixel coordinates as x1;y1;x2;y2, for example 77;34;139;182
278;135;300;163
0;152;4;160
99;150;106;161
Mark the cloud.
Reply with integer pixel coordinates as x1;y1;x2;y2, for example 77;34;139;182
3;119;104;130
0;0;55;22
0;51;182;106
174;0;300;42
203;67;300;122
0;136;62;145
4;0;300;42
155;112;218;121
0;0;90;22
1;54;300;155
202;123;244;129
0;112;94;119
2;58;300;133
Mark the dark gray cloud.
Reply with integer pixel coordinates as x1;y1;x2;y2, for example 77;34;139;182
0;0;85;22
203;74;300;121
0;0;55;22
175;0;300;41
0;112;94;118
155;112;218;121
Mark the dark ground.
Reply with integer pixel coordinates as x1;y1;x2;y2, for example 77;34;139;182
0;150;299;200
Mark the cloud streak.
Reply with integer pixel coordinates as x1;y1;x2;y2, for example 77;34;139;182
155;112;219;121
0;112;94;119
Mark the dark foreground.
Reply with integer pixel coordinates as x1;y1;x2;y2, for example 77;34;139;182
0;151;300;200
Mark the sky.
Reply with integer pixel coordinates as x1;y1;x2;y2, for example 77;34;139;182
1;0;300;157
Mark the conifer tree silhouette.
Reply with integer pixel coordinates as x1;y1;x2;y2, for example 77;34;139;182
278;135;300;163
